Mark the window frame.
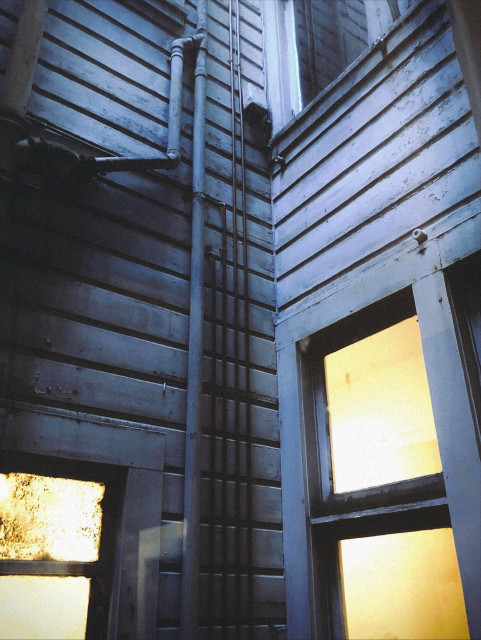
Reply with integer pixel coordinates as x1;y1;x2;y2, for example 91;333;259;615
0;452;125;639
277;269;481;640
265;0;422;135
300;293;455;638
0;404;166;640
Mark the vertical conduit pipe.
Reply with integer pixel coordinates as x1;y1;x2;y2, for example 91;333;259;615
0;0;49;117
179;0;208;637
234;2;254;634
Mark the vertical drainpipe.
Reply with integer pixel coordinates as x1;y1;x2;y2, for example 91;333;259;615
180;0;208;638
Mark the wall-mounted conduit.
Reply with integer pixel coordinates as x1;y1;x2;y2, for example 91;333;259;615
228;0;254;636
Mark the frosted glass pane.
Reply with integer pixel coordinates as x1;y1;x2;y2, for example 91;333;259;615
0;576;90;639
340;529;470;640
0;473;104;561
325;316;442;493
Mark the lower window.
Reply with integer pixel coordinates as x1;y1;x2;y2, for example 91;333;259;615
303;291;470;638
0;454;123;640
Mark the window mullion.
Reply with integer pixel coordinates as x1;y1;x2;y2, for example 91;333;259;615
413;270;481;639
0;559;103;576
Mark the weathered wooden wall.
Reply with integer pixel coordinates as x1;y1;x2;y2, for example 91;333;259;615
271;0;480;324
0;0;284;636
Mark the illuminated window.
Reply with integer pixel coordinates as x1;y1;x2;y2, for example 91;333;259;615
303;294;470;638
0;455;122;640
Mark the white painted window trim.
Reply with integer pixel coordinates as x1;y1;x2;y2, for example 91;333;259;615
276;263;481;638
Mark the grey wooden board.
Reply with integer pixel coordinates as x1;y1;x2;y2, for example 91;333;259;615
275;201;481;348
15;187;273;280
276;113;477;279
162;473;282;524
1;217;275;311
48;0;265;90
276;343;314;640
0;351;278;432
117;467;164;640
1;407;165;470
277;151;481;309
273;24;458;221
27;78;270;202
0;302;277;401
157;572;285;620
0;263;276;367
413;273;481;637
0;403;279;480
158;625;287;640
275;81;470;256
159;521;283;569
270;0;445;155
34;37;267;172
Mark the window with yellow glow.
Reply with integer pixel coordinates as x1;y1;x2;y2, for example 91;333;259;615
0;472;105;640
340;528;470;640
324;316;442;493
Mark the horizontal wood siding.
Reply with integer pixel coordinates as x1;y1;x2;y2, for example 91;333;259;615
272;0;481;317
0;0;283;634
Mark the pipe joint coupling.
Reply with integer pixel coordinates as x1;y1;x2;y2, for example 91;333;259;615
166;149;181;168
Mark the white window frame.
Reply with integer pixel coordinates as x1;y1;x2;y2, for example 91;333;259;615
276;260;481;639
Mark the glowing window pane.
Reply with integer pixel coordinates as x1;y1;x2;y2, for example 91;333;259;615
325;316;442;493
0;473;104;561
340;529;470;640
0;576;90;640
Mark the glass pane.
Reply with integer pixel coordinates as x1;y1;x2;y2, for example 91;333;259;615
325;316;442;493
0;473;104;561
340;529;470;640
0;576;90;639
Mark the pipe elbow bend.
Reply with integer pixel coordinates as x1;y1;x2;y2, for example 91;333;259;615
166;150;181;169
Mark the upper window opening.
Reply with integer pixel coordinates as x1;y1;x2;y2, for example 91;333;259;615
324;315;442;493
294;0;416;108
0;455;122;640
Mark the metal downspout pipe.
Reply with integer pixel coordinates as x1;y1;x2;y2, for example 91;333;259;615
180;0;208;638
11;25;203;177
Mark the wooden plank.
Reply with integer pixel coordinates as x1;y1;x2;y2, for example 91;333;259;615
276;114;477;278
273;27;458;217
271;0;447;157
49;0;264;91
275;199;481;349
28;70;270;198
2;407;165;470
36;35;268;171
277;152;481;309
157;572;285;620
0;353;279;438
0;262;276;366
275;82;470;252
162;474;282;523
0;302;277;401
2;217;275;311
159;521;283;569
116;467;164;640
15;188;273;281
